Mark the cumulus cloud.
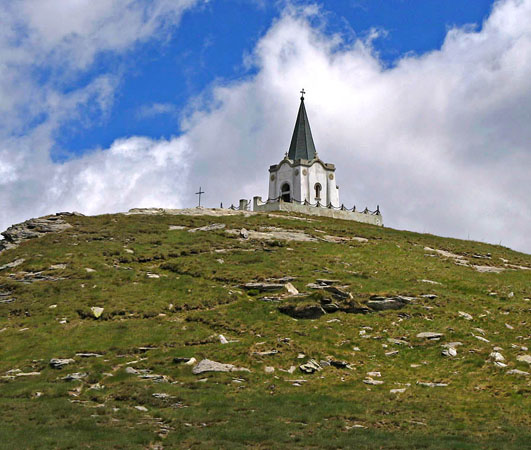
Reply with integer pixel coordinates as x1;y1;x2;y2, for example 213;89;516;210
179;0;531;252
0;0;198;229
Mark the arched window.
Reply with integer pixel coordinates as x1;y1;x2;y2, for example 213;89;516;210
281;183;291;202
314;183;322;201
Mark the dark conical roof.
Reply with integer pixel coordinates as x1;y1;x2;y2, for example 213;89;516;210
287;96;316;160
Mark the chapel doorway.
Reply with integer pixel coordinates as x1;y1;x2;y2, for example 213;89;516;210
281;183;291;202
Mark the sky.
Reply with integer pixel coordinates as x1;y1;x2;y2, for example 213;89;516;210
0;0;530;253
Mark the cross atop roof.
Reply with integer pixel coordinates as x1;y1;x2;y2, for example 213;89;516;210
300;88;305;100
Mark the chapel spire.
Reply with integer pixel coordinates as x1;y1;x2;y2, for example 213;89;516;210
287;89;317;160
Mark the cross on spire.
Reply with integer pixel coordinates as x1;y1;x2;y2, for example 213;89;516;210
300;88;306;100
195;186;205;207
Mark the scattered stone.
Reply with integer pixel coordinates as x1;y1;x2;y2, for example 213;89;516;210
508;291;514;298
284;282;299;295
173;357;196;365
472;265;505;273
253;350;279;356
134;406;148;412
264;366;275;374
152;393;172;400
146;273;160;279
442;342;462;349
505;323;514;330
458;311;473;320
125;367;139;374
417;381;448;387
442;347;457;357
188;223;226;233
0;258;25;271
329;360;350;369
85;268;96;273
49;358;75;369
299;360;321;374
363;378;383;385
315;279;340;286
323;286;352;300
516;355;531;365
419;279;442;285
388;338;409;346
367;371;381;377
90;306;104;319
76;353;102;358
390;388;406;394
219;334;229;345
239;228;249;239
62;372;87;381
367;295;414;311
416;332;444;340
420;294;438;299
192;359;250;374
385;350;399;356
15;371;41;377
49;304;57;309
489;352;505;362
169;225;187;230
49;264;66;270
493;361;507;368
124;248;134;254
506;369;529;376
327;318;341;323
473;335;490;343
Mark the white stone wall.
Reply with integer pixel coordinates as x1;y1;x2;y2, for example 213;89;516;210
269;160;340;206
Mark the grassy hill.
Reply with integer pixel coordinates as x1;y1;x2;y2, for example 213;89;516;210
0;209;529;449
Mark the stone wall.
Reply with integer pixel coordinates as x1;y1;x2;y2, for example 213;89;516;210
253;197;383;226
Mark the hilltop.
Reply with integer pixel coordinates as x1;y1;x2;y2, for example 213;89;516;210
0;208;530;449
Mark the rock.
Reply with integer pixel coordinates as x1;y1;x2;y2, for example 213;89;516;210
124;248;134;254
278;304;326;319
284;282;299;295
473;335;490;343
253;350;278;356
323;286;352;300
14;371;41;377
363;378;383;385
493;361;507;368
239;228;249;239
0;216;72;253
417;381;448;387
188;223;226;233
125;367;139;374
385;350;399;356
458;311;473;320
75;353;102;358
352;237;369;243
388;338;409;346
134;406;148;412
420;294;438;299
192;359;250;374
416;332;444;340
315;279;340;286
390;388;406;394
508;291;514;298
49;264;66;270
367;296;411;311
241;282;285;292
419;279;442;285
506;369;529;376
264;366;275;374
49;358;75;369
299;359;321;374
442;342;462;349
85;268;96;273
146;273;160;279
90;307;104;319
169;225;187;230
516;355;531;364
505;323;514;330
219;334;229;344
329;360;350;369
173;357;196;365
49;304;57;309
442;347;457;357
489;352;505;362
62;372;87;381
0;258;25;271
367;371;381;377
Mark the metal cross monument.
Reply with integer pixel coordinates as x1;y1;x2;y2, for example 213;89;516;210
300;88;305;100
195;186;205;207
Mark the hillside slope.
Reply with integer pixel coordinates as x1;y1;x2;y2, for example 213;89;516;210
0;209;530;449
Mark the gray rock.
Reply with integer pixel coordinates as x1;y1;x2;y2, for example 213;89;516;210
299;359;321;374
315;279;340;286
417;381;448;387
284;282;299;295
387;338;409;346
458;311;473;320
134;405;148;412
239;228;249;239
516;355;531;364
90;306;104;318
363;378;384;385
367;298;406;311
188;223;226;233
416;332;444;340
241;282;285;292
323;286;352;300
49;358;75;369
75;353;102;358
506;369;529;376
125;367;139;374
489;352;505;362
0;258;25;271
442;347;457;357
192;359;250;374
62;372;87;381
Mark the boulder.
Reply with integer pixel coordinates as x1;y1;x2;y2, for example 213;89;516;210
49;358;75;369
416;332;444;340
192;359;250;375
323;286;352;300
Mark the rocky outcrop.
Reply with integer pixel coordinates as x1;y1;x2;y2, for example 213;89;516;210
0;213;78;253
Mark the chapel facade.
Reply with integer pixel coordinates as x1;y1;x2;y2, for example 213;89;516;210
252;90;383;227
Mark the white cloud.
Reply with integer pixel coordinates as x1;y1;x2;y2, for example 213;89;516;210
179;0;531;252
1;0;530;254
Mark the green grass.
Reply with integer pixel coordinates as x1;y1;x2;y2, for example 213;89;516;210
0;211;530;449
